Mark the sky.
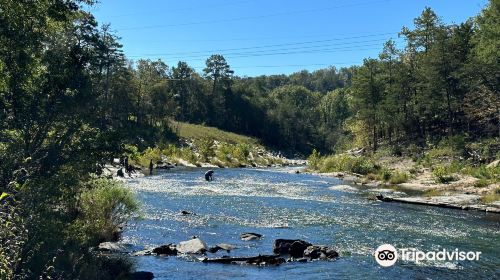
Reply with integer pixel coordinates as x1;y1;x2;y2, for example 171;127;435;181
89;0;488;77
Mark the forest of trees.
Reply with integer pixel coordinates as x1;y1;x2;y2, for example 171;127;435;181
0;0;498;278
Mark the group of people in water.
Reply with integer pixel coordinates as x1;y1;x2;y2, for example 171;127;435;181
148;159;214;181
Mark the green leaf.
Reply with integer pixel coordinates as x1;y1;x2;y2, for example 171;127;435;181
0;192;9;201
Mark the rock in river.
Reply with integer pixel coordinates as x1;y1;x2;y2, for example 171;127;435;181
273;239;312;257
201;255;285;266
208;243;236;253
177;238;208;254
152;243;177;255
303;245;338;260
240;232;262;241
97;242;131;253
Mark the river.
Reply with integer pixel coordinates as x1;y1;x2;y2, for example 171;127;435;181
123;167;500;279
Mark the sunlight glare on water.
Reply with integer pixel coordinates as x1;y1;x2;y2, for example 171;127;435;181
124;167;500;279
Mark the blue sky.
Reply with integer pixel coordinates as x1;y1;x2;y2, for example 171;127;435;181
89;0;488;77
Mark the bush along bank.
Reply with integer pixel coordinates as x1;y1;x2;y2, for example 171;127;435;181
307;137;500;213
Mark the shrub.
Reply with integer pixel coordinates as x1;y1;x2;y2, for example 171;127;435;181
216;143;234;164
72;178;139;245
162;144;180;158
180;147;198;164
462;165;500;182
307;149;321;170
438;135;466;155
196;138;215;162
135;147;163;167
233;143;250;163
432;165;456;184
377;167;392;181
474;178;490;188
389;171;409;184
481;190;500;204
351;157;377;175
318;154;376;175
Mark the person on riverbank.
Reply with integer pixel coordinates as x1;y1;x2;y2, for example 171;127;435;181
205;170;214;181
149;159;154;175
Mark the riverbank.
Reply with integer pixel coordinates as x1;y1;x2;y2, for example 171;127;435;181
307;153;500;213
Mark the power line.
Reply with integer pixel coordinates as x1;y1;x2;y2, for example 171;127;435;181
129;32;400;57
129;30;399;43
118;0;393;31
129;42;404;62
191;62;360;70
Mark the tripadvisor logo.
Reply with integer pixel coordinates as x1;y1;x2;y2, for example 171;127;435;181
374;244;481;267
374;244;398;267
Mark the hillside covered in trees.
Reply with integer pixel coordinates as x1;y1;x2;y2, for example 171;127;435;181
0;0;498;278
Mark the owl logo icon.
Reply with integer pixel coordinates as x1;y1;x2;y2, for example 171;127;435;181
375;244;398;267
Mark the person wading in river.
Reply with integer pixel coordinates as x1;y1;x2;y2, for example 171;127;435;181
205;170;214;181
149;159;154;175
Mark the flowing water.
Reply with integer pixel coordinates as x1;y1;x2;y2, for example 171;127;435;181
123;167;500;279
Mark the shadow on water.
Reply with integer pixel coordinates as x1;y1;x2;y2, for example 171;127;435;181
123;167;500;280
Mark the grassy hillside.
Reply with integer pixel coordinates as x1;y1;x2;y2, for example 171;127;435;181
172;121;261;147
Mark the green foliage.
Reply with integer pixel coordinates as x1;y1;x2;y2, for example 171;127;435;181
0;202;26;280
462;165;500;181
317;154;377;175
423;188;444;197
307;149;321;170
389;171;409;184
233;143;251;163
432;165;457;183
180;147;198;164
481;188;500;204
195;138;215;162
134;147;163;167
474;178;490;188
71;178;139;245
378;167;392;181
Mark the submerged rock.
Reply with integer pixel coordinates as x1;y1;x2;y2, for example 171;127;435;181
152;244;177;255
240;232;262;241
208;243;236;253
177;238;207;254
273;239;312;257
201;255;285;266
180;210;194;215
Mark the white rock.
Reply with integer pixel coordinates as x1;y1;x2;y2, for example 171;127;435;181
177;238;208;254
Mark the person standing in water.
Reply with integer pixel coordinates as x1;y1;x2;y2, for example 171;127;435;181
149;159;154;175
205;170;214;181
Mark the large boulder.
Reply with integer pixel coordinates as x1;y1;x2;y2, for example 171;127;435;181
303;245;338;260
152;243;177;255
240;232;262;241
177;238;208;254
273;239;312;257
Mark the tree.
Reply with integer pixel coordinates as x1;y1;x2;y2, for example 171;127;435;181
203;54;234;125
350;59;383;151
